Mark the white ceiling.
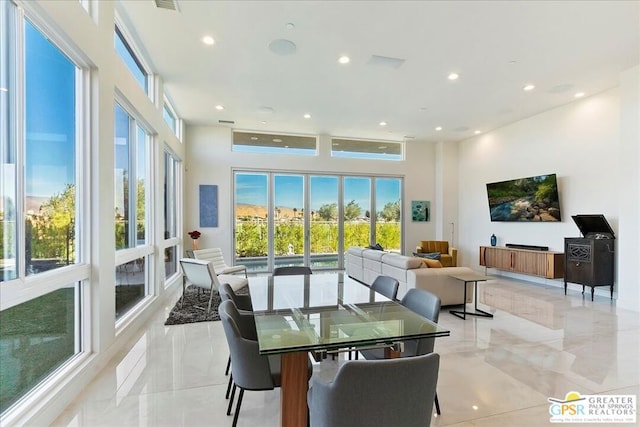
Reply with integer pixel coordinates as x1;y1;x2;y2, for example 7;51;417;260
117;0;640;143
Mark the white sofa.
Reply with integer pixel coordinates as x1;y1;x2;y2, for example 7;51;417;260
346;247;423;298
407;267;473;306
346;247;473;305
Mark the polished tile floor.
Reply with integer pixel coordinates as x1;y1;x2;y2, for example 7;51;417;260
53;276;640;426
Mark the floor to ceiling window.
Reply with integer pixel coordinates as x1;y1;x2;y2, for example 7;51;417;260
114;103;151;320
309;176;340;269
1;2;87;414
163;149;181;282
234;171;402;272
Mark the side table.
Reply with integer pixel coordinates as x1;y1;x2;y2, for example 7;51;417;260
448;273;493;320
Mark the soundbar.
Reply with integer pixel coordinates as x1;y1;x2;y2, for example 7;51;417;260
505;243;549;251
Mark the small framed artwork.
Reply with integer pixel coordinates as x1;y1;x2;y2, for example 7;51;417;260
411;200;430;222
199;184;218;227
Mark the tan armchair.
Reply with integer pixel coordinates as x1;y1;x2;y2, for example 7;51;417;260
415;241;457;267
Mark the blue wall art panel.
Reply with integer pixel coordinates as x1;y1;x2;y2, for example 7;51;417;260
199;184;218;227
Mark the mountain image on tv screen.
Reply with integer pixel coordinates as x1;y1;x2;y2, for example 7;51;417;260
486;174;561;222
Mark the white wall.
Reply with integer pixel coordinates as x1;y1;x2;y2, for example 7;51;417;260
616;65;640;311
185;127;445;258
458;84;638;309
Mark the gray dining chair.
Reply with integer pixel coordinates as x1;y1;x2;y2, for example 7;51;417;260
360;288;443;415
308;352;440;427
272;266;313;276
219;300;311;427
371;275;399;300
219;282;252;312
219;282;253;395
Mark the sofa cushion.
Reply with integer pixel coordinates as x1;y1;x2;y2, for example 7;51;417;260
363;249;386;261
382;253;424;269
347;246;367;256
421;258;443;268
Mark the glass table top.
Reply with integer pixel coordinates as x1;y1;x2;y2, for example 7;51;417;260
247;273;450;355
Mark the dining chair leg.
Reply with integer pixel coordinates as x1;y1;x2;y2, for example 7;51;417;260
434;392;441;415
227;384;236;415
232;388;245;427
225;355;231;375
225;373;233;399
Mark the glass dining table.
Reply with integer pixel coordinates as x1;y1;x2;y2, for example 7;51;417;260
247;272;450;427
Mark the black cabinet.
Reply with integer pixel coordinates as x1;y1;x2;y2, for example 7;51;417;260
564;215;615;301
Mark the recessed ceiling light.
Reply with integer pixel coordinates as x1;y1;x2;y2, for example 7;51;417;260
273;138;282;143
250;136;258;140
508;60;518;65
379;121;387;126
523;84;535;91
435;126;443;131
303;113;311;119
574;92;585;98
261;121;267;125
215;105;224;110
474;130;482;135
201;35;215;46
338;55;350;64
285;22;295;30
472;405;479;411
448;73;459;80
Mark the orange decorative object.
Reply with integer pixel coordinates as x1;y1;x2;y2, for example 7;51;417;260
193;239;199;250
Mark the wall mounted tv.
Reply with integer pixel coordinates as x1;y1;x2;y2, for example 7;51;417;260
486;173;562;222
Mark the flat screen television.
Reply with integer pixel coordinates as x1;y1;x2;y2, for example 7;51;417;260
486;173;562;222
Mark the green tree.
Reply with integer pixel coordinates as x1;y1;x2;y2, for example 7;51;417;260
379;201;400;222
317;203;338;221
344;200;361;221
32;183;76;265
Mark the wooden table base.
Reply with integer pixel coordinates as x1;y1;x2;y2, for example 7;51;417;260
280;352;309;427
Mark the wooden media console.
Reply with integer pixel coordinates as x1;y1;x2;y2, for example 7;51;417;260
479;246;564;279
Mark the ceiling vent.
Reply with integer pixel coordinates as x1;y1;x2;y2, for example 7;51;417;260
154;0;180;11
218;120;235;125
367;55;405;69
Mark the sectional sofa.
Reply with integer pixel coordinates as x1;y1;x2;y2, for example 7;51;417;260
345;247;473;305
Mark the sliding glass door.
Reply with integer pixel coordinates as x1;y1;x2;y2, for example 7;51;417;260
234;171;402;272
310;176;339;269
274;174;305;268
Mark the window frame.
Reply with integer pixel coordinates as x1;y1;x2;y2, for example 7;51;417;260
113;15;153;98
113;97;154;323
330;137;404;161
162;148;181;284
162;96;181;140
0;1;91;420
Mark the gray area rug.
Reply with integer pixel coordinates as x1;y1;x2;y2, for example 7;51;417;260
164;285;248;325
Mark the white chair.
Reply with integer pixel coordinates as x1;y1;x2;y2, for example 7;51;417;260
179;258;248;313
193;248;248;277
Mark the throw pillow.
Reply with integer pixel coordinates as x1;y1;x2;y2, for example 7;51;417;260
422;258;443;268
413;251;441;260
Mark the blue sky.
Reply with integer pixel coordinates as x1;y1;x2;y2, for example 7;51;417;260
25;20;76;198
